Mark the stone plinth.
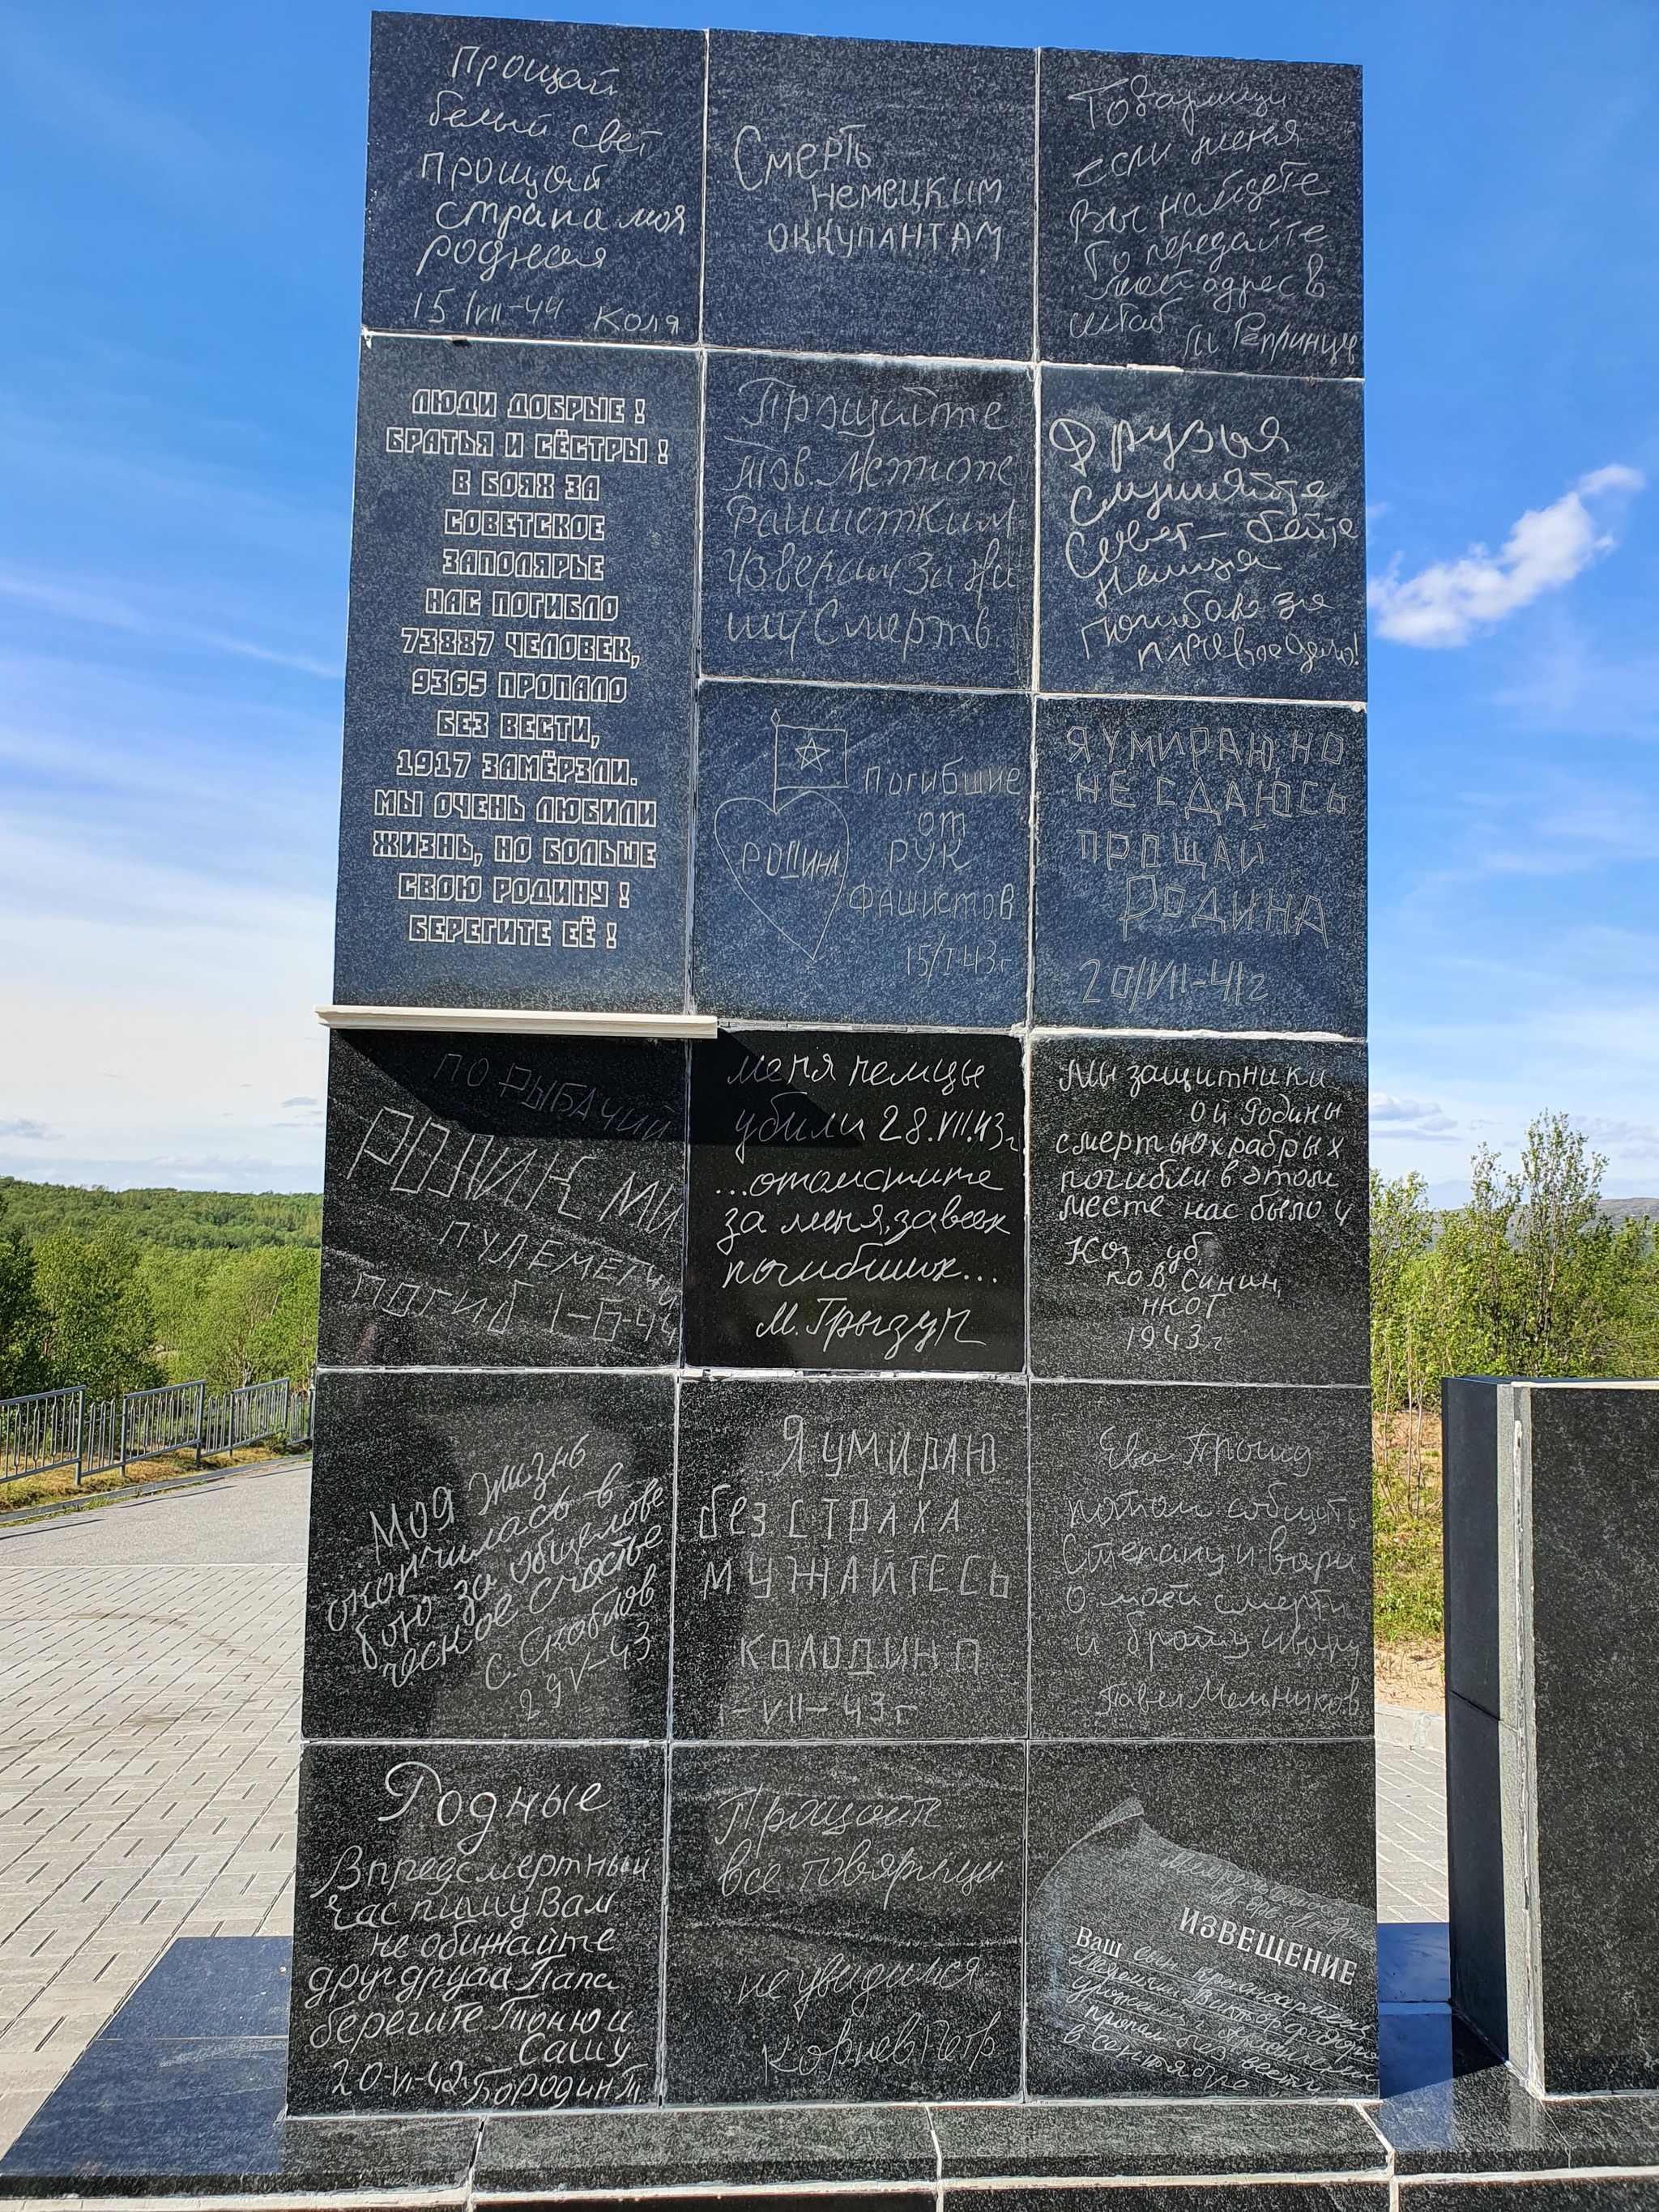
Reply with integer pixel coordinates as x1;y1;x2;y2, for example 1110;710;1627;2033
1444;1378;1659;2093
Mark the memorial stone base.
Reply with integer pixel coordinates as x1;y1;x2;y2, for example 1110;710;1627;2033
15;1929;1659;2207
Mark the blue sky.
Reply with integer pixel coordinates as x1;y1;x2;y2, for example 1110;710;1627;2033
1;0;1655;1198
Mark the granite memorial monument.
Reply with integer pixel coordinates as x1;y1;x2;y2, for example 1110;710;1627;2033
295;9;1374;2134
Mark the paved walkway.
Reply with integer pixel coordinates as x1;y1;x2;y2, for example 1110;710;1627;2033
0;1463;1450;2155
1376;1707;1450;1923
0;1464;309;2155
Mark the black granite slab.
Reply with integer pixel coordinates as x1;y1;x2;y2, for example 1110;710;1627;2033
1380;1920;1451;2005
1375;1922;1452;2103
931;2099;1387;2179
99;1936;290;2039
302;1370;673;1741
0;1937;474;2197
1029;1381;1371;1738
703;31;1035;359
333;337;697;1012
1038;368;1365;701
692;683;1031;1027
685;1029;1025;1372
1445;1688;1510;2066
963;2190;1384;2212
0;2040;288;2189
699;352;1034;692
480;2193;928;2212
1033;699;1365;1034
1026;1741;1375;2099
1400;2189;1659;2210
1037;52;1362;377
1443;1383;1659;2095
1379;2018;1608;2175
1027;1034;1368;1384
1525;1387;1659;2095
479;2103;939;2191
363;14;705;346
1380;2004;1453;2102
673;1375;1028;1739
288;1741;664;2115
1379;2017;1659;2175
1502;2095;1659;2180
318;1029;684;1368
665;1742;1024;2103
1441;1378;1503;1720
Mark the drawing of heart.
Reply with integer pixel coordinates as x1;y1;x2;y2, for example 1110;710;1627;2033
713;792;852;959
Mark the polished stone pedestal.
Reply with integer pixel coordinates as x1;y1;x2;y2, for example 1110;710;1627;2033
11;1934;1659;2206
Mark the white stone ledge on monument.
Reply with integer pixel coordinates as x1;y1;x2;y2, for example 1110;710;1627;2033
316;1004;718;1038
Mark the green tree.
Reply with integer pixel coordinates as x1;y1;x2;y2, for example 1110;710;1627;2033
33;1228;163;1397
138;1247;318;1388
1435;1114;1653;1379
139;1248;212;1379
0;1195;48;1397
1368;1169;1438;1413
186;1250;318;1387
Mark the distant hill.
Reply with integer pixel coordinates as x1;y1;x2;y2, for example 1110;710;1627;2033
1602;1199;1659;1225
0;1178;322;1251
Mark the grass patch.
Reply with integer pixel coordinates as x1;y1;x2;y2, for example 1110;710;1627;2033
1374;1405;1444;1652
0;1439;307;1517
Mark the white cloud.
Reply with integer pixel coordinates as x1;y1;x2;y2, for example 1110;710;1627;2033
0;569;342;680
0;1118;50;1140
1580;1117;1659;1157
1369;1093;1459;1137
1368;465;1644;648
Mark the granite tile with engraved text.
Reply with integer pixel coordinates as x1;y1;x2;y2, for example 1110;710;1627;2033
665;1742;1023;2103
1027;1034;1367;1383
1039;368;1365;701
363;14;705;346
302;1369;674;1741
693;684;1030;1026
1038;52;1361;376
1033;698;1364;1034
318;1030;685;1369
685;1029;1024;1373
674;1376;1029;1739
704;31;1034;359
700;351;1034;693
287;1741;663;2114
1030;1381;1371;1740
333;338;697;1011
1026;1740;1375;2098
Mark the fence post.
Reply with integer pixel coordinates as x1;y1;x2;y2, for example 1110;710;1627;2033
191;1380;205;1469
74;1385;86;1486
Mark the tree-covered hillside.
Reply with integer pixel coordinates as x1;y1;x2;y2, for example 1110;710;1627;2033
0;1179;320;1251
0;1179;321;1398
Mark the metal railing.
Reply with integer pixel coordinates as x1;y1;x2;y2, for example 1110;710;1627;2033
1;1386;85;1486
0;1376;313;1487
285;1383;313;1449
202;1378;289;1458
113;1381;206;1475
